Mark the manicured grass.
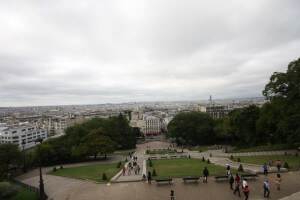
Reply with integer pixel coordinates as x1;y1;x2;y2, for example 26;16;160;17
189;146;218;152
48;162;122;182
231;155;300;171
231;144;298;153
146;149;177;154
148;158;239;179
9;187;38;200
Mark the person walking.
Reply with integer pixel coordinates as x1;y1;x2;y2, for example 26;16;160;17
170;190;174;200
233;174;241;197
243;185;249;200
229;174;234;190
128;166;132;175
147;171;152;184
226;164;231;177
122;165;126;176
263;180;270;198
134;165;137;175
263;163;268;175
269;159;273;171
242;178;248;189
276;160;281;172
276;174;282;190
203;167;209;183
137;165;140;175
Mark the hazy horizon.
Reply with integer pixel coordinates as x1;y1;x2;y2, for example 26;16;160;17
1;0;299;107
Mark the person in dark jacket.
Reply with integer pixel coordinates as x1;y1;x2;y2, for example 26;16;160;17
229;173;234;190
233;174;241;197
203;167;209;183
147;171;152;184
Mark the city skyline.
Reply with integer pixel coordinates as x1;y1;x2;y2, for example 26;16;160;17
1;0;300;107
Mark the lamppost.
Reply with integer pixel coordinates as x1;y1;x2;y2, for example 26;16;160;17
21;139;27;173
35;137;47;200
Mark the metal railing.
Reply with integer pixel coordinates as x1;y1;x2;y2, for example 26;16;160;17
10;178;40;200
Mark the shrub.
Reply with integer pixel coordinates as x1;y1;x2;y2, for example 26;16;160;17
146;150;149;154
0;182;20;199
152;169;157;176
230;155;233;159
60;165;63;169
225;149;228;153
102;173;108;180
53;166;57;172
125;158;128;162
188;155;191;158
295;152;299;157
210;153;212;157
284;152;287;155
238;157;241;162
117;161;121;168
238;164;244;172
149;159;153;167
283;162;289;169
202;157;205;162
207;159;211;164
199;149;202;152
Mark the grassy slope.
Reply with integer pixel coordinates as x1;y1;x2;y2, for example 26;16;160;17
48;162;122;182
9;187;38;200
148;158;239;179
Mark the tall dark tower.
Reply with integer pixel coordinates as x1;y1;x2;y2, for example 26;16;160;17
209;95;212;103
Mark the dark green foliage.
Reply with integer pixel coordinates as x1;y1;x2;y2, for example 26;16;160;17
238;164;244;172
230;155;233;159
199;149;202;152
125;158;128;162
117;161;121;168
202;157;205;162
206;159;210;164
238;157;241;162
102;173;107;180
188;155;191;158
295;152;299;157
60;165;63;169
284;152;287;155
210;153;212;157
283;162;289;169
149;159;153;167
0;143;22;180
0;182;20;199
53;166;57;172
167;112;215;145
152;169;157;176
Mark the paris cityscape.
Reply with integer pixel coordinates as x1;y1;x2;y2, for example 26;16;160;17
0;1;300;200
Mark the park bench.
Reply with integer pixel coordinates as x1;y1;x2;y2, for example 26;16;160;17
160;156;168;159
156;178;172;185
180;155;188;158
149;156;157;159
183;176;199;183
241;174;257;180
215;175;228;182
170;155;177;158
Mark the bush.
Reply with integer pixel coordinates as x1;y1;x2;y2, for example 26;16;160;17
152;169;157;176
188;155;191;158
0;182;20;199
117;161;121;168
53;166;57;172
125;158;128;162
210;153;212;157
230;155;233;159
225;149;228;153
207;159;211;164
199;149;202;152
283;162;289;169
60;165;63;169
202;157;205;162
238;164;244;172
102;173;108;180
149;159;153;167
146;150;149;154
295;152;299;157
238;157;241;162
284;152;287;155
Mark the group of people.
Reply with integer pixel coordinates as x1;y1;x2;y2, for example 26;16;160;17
122;156;141;176
263;159;282;175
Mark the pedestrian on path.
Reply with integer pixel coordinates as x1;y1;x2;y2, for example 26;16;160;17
137;165;140;175
276;174;282;190
263;180;270;198
203;167;209;183
128;166;132;175
242;178;248;189
233;176;241;197
269;159;273;171
263;163;268;175
229;174;234;190
147;171;152;184
226;164;231;177
122;166;126;176
243;185;249;200
134;166;138;175
170;190;174;200
276;160;281;172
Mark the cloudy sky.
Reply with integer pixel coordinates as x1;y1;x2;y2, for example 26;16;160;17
0;0;300;107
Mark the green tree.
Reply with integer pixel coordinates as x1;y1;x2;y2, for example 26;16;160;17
168;112;215;146
0;143;22;179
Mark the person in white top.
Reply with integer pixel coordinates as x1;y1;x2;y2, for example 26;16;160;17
242;178;248;189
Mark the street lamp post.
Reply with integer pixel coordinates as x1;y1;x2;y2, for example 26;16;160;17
35;137;47;200
21;139;27;173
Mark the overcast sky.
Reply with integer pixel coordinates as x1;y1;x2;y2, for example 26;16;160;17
0;0;300;107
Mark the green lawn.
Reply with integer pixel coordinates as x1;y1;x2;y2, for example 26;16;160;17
148;158;239;179
48;162;122;182
189;146;218;152
231;155;300;171
231;144;298;153
9;187;38;200
146;149;177;154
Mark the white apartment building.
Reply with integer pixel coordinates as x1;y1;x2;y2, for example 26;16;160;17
143;116;161;136
0;124;48;149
